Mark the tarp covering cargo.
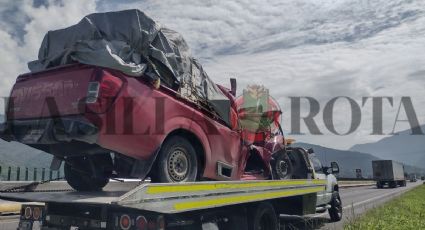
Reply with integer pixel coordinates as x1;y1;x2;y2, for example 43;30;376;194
28;9;231;126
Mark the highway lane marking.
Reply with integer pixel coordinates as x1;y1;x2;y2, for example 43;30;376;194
313;184;418;218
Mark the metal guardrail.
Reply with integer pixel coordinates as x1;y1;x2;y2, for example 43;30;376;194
0;165;62;181
337;177;373;181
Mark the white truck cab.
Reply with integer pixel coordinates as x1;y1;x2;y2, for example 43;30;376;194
307;148;342;221
283;146;342;222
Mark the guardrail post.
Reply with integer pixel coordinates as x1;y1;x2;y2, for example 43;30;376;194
25;167;29;181
16;167;20;181
41;168;45;181
33;168;37;181
7;167;11;181
49;170;53;180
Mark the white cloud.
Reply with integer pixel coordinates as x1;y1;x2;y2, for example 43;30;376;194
1;0;424;149
0;0;96;103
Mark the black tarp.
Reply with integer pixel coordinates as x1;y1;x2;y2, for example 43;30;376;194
28;9;231;126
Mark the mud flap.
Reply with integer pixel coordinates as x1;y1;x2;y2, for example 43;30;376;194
130;148;160;179
50;156;63;171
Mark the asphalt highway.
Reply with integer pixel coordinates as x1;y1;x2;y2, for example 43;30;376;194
280;181;423;229
0;181;422;230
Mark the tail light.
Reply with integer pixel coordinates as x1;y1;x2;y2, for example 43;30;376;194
119;214;131;230
21;205;44;221
24;207;32;219
86;70;123;113
136;216;147;230
33;207;41;220
157;216;165;230
115;214;165;230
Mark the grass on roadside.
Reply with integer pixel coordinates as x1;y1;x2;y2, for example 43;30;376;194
345;184;425;230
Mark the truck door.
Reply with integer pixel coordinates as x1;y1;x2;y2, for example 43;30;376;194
310;154;331;206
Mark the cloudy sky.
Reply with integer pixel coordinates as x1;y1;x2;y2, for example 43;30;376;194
0;0;424;150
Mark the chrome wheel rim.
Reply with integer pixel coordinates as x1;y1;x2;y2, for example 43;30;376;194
168;148;189;182
276;159;289;178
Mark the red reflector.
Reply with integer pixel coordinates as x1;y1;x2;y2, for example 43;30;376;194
120;214;131;230
136;216;147;230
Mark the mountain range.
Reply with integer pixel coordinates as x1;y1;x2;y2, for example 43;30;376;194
350;125;425;169
294;142;424;178
0;114;53;169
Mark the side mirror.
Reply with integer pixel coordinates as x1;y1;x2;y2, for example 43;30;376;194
230;78;237;97
330;162;339;174
307;148;314;154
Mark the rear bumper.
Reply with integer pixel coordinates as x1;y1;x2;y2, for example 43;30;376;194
0;116;98;145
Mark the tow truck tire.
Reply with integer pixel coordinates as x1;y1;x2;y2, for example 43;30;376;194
152;136;198;183
65;155;111;191
328;191;343;222
248;202;278;230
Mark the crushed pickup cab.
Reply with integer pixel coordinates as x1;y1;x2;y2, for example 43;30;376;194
1;10;291;191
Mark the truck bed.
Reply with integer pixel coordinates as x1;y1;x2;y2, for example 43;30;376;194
0;180;325;214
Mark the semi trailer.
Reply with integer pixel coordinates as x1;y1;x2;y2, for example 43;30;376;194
372;160;406;188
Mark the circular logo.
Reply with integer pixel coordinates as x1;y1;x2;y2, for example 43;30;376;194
235;85;282;136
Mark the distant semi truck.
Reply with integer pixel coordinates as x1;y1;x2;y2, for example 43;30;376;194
372;160;406;188
409;174;418;182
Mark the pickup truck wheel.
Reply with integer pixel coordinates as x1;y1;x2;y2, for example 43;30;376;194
152;136;198;183
328;191;342;222
64;155;111;191
248;202;278;230
271;150;292;179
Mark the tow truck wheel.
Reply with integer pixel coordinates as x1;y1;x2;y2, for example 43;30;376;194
64;155;112;191
152;136;198;183
328;191;343;222
248;202;278;230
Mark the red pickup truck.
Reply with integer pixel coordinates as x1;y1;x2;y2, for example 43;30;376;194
1;64;289;191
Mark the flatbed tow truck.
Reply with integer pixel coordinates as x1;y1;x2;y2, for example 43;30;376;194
0;178;326;230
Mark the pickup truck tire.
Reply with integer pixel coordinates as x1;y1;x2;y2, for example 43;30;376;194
271;150;292;180
64;155;111;191
152;136;198;183
328;191;342;222
248;202;278;230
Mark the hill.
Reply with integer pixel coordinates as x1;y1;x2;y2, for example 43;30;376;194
0;140;52;169
350;125;425;169
0;114;52;169
294;142;425;178
293;142;380;178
